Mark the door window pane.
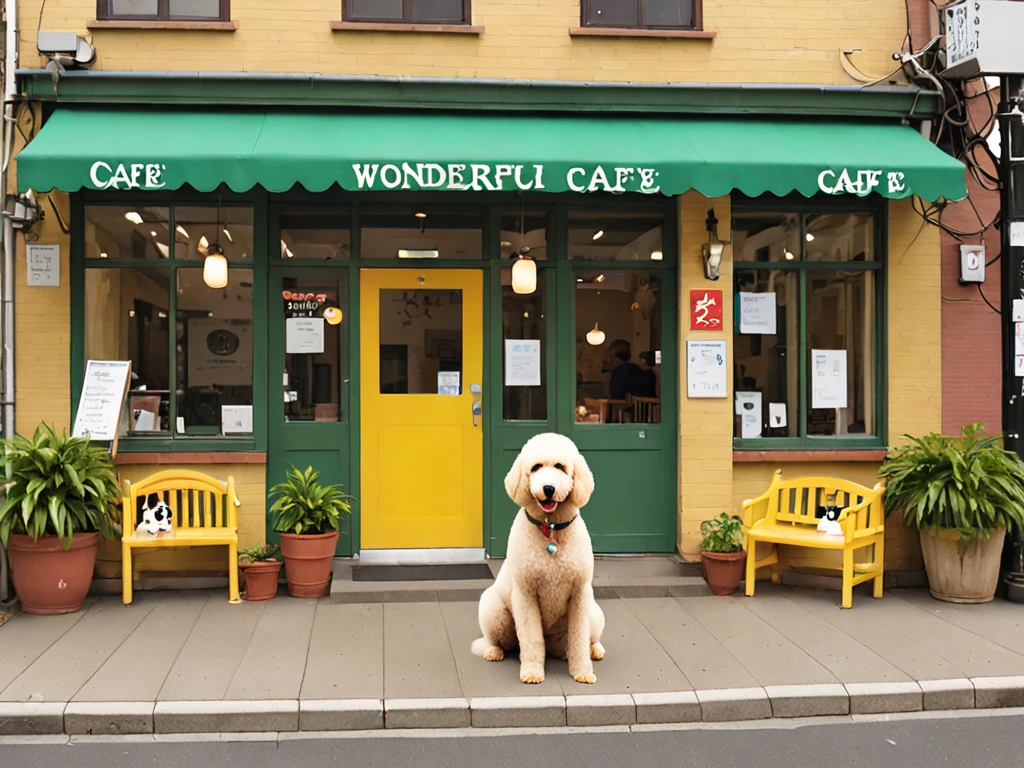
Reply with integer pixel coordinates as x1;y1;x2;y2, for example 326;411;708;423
731;212;800;263
85;267;171;434
175;268;254;435
805;212;876;262
348;0;403;20
361;206;482;260
586;0;639;26
502;267;546;421
174;206;253;261
806;270;876;437
733;270;798;438
280;210;351;260
568;211;664;261
85;206;171;260
283;277;347;422
499;210;548;261
575;271;661;424
380;289;463;394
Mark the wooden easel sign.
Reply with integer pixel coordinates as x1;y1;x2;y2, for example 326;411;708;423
72;360;132;457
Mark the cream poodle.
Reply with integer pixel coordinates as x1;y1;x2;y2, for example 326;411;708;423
471;432;605;684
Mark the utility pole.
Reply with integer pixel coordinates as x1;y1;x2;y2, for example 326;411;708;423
999;73;1024;599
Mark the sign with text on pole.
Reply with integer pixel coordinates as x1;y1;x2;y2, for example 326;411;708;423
690;289;723;330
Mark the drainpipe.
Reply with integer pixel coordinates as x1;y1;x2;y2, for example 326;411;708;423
0;0;17;605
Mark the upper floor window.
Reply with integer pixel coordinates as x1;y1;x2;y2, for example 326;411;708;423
343;0;470;25
99;0;230;21
582;0;696;29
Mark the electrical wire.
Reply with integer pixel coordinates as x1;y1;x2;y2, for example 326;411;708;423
978;283;1001;314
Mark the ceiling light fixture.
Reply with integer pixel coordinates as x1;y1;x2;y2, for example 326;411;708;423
785;249;796;260
414;211;427;219
511;199;537;295
586;323;606;346
592;228;605;241
200;197;228;288
806;232;815;242
124;211;143;225
651;250;663;261
175;224;189;240
222;228;233;243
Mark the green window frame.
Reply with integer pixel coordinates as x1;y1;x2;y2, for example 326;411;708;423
71;193;269;453
731;196;887;451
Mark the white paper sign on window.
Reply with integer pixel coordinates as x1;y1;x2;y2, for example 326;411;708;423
221;405;253;435
286;317;325;354
812;349;848;409
686;340;727;399
735;392;762;438
505;339;541;386
769;402;788;429
437;371;461;395
739;292;777;335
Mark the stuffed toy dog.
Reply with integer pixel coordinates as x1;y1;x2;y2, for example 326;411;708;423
135;493;174;538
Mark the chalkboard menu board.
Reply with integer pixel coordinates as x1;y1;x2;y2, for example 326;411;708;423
72;360;132;443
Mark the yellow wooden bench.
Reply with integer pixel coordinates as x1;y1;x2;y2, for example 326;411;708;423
121;470;241;606
741;470;886;609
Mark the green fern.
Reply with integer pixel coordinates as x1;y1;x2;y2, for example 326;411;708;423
879;423;1024;544
268;464;354;536
0;424;121;550
700;512;744;553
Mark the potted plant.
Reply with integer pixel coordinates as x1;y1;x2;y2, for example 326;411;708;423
238;543;283;602
700;512;746;596
879;423;1024;604
0;424;120;614
269;465;353;598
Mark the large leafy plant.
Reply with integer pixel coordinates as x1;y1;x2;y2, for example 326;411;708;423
879;423;1024;543
0;424;121;549
269;465;353;536
700;513;744;553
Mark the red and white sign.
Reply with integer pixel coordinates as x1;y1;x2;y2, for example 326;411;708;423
690;289;723;330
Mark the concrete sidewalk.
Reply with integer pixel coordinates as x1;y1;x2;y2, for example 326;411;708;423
3;583;1024;735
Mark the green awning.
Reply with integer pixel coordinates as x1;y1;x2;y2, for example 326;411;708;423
17;109;967;202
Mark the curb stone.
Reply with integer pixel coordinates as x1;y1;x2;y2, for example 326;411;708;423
470;696;566;728
565;694;636;727
696;688;771;722
153;700;298;734
632;691;700;724
764;684;849;718
919;679;975;711
845;682;922;714
299;700;383;731
0;703;66;736
64;702;154;735
385;698;470;729
972;676;1024;709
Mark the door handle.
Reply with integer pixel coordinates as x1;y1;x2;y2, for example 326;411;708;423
470;383;482;427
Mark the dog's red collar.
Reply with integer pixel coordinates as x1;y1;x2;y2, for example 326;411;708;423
524;510;578;539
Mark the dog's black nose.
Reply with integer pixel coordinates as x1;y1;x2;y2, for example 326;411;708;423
543;485;555;499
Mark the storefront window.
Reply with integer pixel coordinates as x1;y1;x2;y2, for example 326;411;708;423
360;206;483;260
568;211;664;262
502;267;547;421
732;209;880;445
575;271;662;424
279;210;351;260
379;289;463;394
83;204;255;440
283;275;348;422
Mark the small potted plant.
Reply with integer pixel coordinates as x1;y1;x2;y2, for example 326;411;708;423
238;543;283;602
269;465;353;598
700;512;746;596
0;424;120;614
879;423;1024;603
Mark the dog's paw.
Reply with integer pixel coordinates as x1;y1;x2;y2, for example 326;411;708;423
573;672;597;684
520;668;545;684
482;646;504;662
590;642;605;661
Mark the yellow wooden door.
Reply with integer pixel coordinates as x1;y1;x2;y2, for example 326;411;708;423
360;269;484;549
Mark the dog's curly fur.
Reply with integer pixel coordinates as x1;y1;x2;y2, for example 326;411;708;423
471;433;605;684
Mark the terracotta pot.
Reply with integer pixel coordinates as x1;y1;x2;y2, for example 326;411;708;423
701;549;747;596
920;526;1006;604
279;532;339;598
239;560;283;602
7;532;100;615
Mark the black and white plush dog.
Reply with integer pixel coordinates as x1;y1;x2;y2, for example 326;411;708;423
135;493;174;538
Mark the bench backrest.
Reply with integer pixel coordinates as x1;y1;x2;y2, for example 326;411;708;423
767;474;883;530
123;470;238;535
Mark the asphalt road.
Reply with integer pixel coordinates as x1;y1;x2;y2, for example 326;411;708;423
2;712;1020;768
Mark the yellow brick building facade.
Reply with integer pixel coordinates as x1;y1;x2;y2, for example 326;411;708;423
8;0;962;584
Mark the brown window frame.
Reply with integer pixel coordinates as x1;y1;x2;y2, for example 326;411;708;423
580;0;701;30
96;0;231;22
342;0;471;25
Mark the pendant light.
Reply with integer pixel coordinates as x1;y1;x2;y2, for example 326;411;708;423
586;323;606;346
200;196;229;289
511;198;537;295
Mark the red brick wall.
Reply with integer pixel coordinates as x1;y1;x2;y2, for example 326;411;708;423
909;0;1003;438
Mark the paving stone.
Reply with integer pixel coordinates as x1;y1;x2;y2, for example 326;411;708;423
565;694;636;726
632;691;701;724
972;676;1024;709
0;703;66;735
764;684;849;718
696;688;771;722
469;696;566;728
919;679;975;711
298;700;383;731
384;698;470;729
845;682;922;714
64;702;154;735
153;700;298;733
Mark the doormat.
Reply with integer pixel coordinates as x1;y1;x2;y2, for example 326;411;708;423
352;564;494;582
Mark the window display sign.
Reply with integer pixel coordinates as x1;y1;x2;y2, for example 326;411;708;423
686;340;727;399
286;317;325;354
505;339;541;386
73;360;131;442
187;319;253;387
690;289;723;330
739;292;777;335
811;350;848;409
